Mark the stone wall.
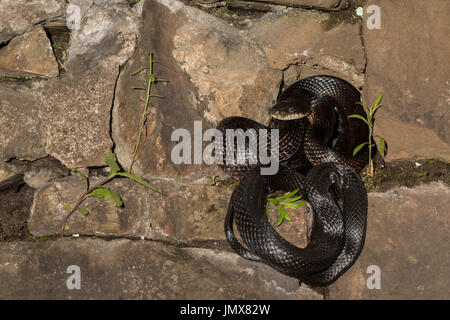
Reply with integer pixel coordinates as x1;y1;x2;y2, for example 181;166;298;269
0;0;448;299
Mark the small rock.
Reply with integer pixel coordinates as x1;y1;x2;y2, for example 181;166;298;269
355;7;364;17
0;25;59;78
0;161;24;186
23;157;69;189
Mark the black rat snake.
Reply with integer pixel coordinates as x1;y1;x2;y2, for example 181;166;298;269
215;75;370;287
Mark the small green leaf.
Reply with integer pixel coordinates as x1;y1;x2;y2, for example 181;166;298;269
150;94;164;98
356;101;371;116
284;213;292;222
86;187;109;200
149;75;156;83
374;93;383;108
104;150;121;174
348;114;370;126
278;188;300;200
353;142;369;156
155;78;169;83
284;195;303;203
64;204;71;212
131;86;146;90
115;172;165;196
77;207;89;215
71;168;89;191
64;224;70;231
86;187;123;207
293;200;307;207
109;189;123;207
377;136;386;155
370;93;383;117
283;203;298;210
277;206;292;226
130;67;148;76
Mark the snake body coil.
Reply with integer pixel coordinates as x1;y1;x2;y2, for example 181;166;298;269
216;75;369;286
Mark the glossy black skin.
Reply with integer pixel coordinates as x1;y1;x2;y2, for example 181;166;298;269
217;75;370;286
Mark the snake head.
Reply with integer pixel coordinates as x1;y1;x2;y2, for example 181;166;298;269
270;87;312;120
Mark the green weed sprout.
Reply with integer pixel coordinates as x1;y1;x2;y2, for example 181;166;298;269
61;150;165;237
60;51;169;237
266;188;307;226
129;50;168;173
349;93;387;176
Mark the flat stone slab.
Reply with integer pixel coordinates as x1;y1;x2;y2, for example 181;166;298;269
0;238;323;299
29;172;311;245
373;113;450;162
328;182;450;299
363;0;450;144
29;175;232;241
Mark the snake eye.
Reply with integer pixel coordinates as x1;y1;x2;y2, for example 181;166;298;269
288;107;295;113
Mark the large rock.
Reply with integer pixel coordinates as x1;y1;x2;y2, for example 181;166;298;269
41;3;140;168
29;174;231;241
0;0;65;44
0;25;59;78
0;238;323;299
112;0;281;181
42;69;119;168
328;182;450;299
29;175;163;238
247;8;365;87
363;0;450;147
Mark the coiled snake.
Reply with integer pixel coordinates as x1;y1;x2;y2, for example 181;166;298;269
216;75;369;286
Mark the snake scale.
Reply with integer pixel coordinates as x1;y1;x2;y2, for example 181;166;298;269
215;75;370;287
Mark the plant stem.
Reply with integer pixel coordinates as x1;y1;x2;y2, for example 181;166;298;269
368;114;373;176
129;52;154;174
60;174;115;238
